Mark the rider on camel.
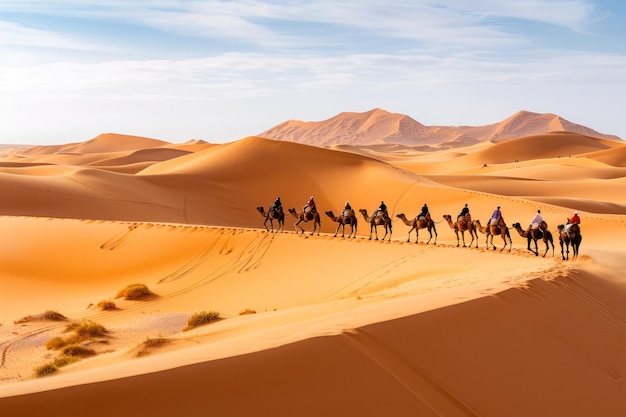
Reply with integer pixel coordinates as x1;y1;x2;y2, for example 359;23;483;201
418;203;429;220
564;210;580;237
374;201;388;221
303;196;317;220
270;197;283;215
343;200;354;217
527;209;543;234
488;206;502;226
458;203;470;225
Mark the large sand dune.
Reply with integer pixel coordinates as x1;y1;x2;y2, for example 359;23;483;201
0;129;625;416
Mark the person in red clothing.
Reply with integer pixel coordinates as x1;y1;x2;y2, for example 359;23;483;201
564;210;580;236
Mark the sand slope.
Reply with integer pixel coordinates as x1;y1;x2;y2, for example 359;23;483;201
1;129;625;416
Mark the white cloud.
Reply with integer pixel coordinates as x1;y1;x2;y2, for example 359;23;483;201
0;20;97;50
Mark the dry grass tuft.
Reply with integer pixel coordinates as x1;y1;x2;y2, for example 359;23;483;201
34;355;80;378
239;308;257;315
61;344;96;357
34;363;58;377
183;311;221;331
66;321;107;337
97;299;117;310
14;310;67;324
46;321;107;350
115;283;152;300
133;336;171;357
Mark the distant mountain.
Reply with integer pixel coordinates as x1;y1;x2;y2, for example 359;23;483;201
259;108;622;149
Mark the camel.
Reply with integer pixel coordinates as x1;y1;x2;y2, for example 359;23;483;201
557;223;582;260
256;206;284;233
474;218;512;252
511;221;554;257
443;214;477;248
288;208;321;235
324;210;358;238
396;213;437;244
358;209;392;241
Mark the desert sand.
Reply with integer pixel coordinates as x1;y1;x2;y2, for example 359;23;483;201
0;127;625;416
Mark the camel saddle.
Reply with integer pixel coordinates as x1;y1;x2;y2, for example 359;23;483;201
457;213;471;226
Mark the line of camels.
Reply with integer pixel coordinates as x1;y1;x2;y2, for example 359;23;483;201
256;206;582;260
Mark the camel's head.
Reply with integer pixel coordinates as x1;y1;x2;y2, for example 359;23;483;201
288;208;297;214
256;206;264;212
443;214;451;221
325;211;333;216
396;214;404;218
358;209;367;214
512;222;521;228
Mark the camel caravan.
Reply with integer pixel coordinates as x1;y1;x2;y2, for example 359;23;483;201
256;199;582;260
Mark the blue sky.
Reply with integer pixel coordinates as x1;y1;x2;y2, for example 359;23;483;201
1;0;625;145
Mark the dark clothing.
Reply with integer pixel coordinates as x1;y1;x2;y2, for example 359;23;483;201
270;198;282;213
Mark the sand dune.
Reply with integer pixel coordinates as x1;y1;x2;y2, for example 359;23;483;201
260;108;621;148
1;129;625;416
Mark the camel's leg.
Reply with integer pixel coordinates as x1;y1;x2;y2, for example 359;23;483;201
460;231;467;247
425;228;432;244
407;226;416;243
295;220;305;234
263;217;271;232
546;237;554;258
333;222;341;237
311;220;319;236
527;236;537;256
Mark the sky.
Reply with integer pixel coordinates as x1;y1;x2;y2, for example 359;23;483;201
1;0;626;145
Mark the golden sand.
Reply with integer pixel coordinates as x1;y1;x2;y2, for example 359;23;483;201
0;128;625;416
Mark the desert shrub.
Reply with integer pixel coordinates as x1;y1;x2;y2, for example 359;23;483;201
65;321;106;338
62;344;96;357
97;299;116;310
133;336;170;357
239;308;256;315
14;310;67;324
45;334;81;350
115;283;152;300
53;355;80;367
183;311;221;331
46;321;106;350
34;355;80;377
34;363;58;377
142;337;169;348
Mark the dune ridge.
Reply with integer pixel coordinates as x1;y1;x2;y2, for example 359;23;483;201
260;108;622;148
0;124;625;416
